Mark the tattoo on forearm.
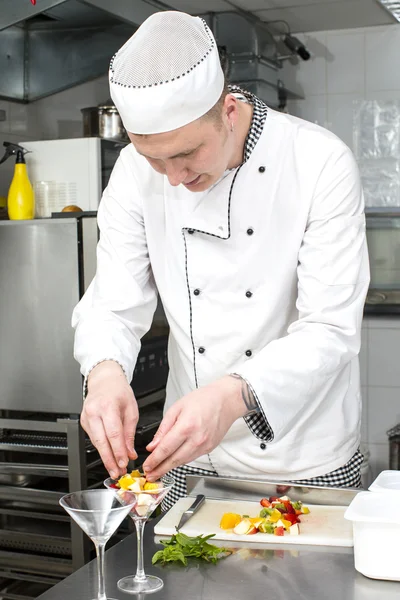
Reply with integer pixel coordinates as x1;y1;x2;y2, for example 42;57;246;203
230;374;260;415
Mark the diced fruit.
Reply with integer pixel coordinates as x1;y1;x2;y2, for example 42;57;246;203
268;509;283;523
130;470;142;478
219;495;310;538
283;513;299;526
260;498;271;508
136;505;150;517
128;480;142;493
247;526;258;535
249;517;264;528
220;513;242;530
259;507;274;518
137;493;154;506
233;518;256;535
283;501;295;515
118;475;135;490
143;482;161;491
258;521;275;534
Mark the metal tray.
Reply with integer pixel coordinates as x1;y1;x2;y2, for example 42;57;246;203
186;475;360;506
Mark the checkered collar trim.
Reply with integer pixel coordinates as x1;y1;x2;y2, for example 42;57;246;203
229;85;268;163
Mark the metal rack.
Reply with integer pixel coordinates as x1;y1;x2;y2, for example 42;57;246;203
0;389;165;599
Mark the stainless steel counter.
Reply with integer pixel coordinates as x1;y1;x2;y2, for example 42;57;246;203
37;516;400;600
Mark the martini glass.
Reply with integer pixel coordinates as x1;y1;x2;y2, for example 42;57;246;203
105;475;174;594
60;489;135;600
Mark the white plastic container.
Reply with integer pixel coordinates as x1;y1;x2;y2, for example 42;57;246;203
344;491;400;581
369;470;400;493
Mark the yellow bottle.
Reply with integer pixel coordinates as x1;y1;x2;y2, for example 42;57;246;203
7;150;35;220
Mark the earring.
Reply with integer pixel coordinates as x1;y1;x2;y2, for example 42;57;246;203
231;122;234;133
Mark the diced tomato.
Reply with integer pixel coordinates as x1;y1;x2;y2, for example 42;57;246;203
282;501;295;514
109;483;119;489
276;507;286;514
274;526;285;536
283;513;299;525
260;498;272;508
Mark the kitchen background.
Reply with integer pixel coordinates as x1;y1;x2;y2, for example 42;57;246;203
1;0;400;595
1;1;400;481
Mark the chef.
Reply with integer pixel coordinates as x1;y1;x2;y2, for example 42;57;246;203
72;11;370;509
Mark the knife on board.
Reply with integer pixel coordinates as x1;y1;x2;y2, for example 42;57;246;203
176;494;205;530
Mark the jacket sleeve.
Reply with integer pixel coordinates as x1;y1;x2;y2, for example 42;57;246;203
72;150;158;384
235;142;370;443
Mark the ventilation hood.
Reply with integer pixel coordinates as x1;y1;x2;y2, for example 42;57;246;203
0;0;166;102
0;0;302;107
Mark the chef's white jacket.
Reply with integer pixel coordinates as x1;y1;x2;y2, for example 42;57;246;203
73;107;370;481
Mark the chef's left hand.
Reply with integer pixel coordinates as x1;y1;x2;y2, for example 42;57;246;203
143;375;246;481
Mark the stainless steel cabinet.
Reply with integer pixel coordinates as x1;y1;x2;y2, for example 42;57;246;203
0;217;97;413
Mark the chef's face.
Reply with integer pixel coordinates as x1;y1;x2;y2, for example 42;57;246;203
128;95;238;192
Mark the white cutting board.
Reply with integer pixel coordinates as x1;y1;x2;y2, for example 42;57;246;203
154;497;353;547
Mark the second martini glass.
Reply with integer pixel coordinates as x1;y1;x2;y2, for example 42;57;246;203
104;475;174;595
60;489;135;600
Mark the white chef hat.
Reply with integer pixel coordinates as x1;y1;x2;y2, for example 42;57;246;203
109;11;225;134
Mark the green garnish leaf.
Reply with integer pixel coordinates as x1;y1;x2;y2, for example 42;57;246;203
152;533;231;566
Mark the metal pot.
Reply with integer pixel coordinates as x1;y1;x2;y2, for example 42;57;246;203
81;105;129;142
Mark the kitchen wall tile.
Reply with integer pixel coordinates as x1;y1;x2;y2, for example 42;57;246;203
0;100;10;135
368;442;390;482
33;75;110;140
8;102;41;138
365;26;400;92
368;328;400;387
364;89;400;102
368;317;400;329
370;269;400;288
367;386;400;444
360;326;368;387
326;32;365;95
281;32;327;97
286;94;327;127
326;93;364;150
361;385;368;444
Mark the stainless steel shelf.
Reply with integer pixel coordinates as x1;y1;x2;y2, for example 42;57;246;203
0;550;72;578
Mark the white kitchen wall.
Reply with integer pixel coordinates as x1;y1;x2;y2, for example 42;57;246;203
0;75;109;197
284;23;400;483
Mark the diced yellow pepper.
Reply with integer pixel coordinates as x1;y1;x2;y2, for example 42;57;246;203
249;517;264;528
220;513;242;529
143;482;160;491
268;509;283;523
118;475;135;490
302;506;310;514
281;519;292;531
130;469;142;478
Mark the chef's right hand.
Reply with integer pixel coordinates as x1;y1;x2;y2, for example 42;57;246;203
81;360;138;479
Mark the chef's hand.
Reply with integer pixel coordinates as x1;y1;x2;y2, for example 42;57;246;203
143;375;246;481
81;360;138;479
